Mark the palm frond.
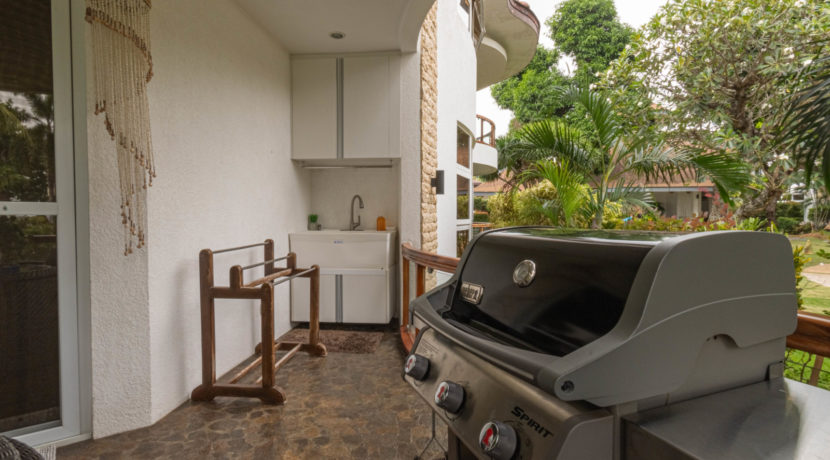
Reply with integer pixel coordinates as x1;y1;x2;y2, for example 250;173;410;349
606;180;654;211
519;119;592;167
563;86;621;150
524;159;588;227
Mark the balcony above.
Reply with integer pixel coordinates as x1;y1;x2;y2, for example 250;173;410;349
234;0;435;54
477;0;540;90
473;115;498;176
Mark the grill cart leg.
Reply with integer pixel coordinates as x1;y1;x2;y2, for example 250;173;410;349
415;411;447;460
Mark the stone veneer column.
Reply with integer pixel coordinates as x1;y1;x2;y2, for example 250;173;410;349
419;3;439;277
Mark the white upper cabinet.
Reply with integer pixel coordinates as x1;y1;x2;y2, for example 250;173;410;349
291;57;337;160
291;55;400;162
343;56;392;159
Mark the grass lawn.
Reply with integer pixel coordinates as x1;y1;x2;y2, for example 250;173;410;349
789;231;830;268
789;232;830;316
784;348;830;390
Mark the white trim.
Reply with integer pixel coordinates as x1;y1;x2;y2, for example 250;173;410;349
0;201;59;216
70;0;93;438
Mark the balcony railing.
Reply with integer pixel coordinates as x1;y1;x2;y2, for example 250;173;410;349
399;244;830;389
476;114;495;147
400;242;460;351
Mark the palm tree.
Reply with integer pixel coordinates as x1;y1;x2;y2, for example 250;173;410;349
518;87;749;228
521;159;590;227
782;50;830;192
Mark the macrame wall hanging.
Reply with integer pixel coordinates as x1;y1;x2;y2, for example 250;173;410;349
86;0;155;255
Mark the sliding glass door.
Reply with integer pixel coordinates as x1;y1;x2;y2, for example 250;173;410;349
0;0;81;444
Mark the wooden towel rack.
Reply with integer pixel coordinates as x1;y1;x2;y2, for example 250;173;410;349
191;239;326;404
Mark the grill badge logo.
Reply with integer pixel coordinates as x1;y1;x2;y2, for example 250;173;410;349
511;406;552;438
460;282;484;305
513;260;536;287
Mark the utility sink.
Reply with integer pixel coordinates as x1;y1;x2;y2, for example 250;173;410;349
290;230;395;269
289;229;397;324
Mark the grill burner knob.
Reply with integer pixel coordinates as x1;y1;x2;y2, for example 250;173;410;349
404;354;429;380
479;421;518;460
434;381;464;413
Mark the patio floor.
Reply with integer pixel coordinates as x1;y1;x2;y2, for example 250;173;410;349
58;325;447;459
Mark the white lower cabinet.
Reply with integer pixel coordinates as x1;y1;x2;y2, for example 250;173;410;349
342;271;390;324
290;274;336;323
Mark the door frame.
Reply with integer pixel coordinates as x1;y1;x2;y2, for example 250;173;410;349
9;0;92;446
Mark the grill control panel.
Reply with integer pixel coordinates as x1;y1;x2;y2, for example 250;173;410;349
405;329;614;459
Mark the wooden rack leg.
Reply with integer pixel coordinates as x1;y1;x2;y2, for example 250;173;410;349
191;250;217;402
302;265;327;357
258;283;286;404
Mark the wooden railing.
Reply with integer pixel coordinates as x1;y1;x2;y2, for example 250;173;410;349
399;244;830;388
476;114;495;147
786;311;830;387
400;242;460;351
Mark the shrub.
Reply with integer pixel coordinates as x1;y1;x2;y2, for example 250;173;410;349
776;201;804;219
793;245;809;309
473;211;489;223
776;217;799;234
486;192;519;228
473;196;488;212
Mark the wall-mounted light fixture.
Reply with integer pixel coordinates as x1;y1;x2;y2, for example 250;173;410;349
431;170;444;195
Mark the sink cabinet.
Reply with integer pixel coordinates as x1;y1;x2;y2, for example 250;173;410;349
289;231;396;324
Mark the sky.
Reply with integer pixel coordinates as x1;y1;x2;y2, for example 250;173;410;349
476;0;670;136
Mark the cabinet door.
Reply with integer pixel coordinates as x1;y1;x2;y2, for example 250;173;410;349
342;272;389;324
292;58;337;159
291;274;336;322
343;56;391;159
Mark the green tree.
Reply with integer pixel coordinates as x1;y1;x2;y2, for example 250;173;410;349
490;46;571;124
519;87;749;228
547;0;632;83
781;42;830;192
602;0;830;221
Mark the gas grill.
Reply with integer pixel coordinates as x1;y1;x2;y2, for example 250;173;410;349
404;228;830;459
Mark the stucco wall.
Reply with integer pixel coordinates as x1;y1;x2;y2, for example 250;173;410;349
87;0;308;436
86;77;152;437
435;0;477;258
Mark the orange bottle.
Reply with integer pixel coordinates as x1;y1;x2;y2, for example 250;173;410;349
376;216;386;231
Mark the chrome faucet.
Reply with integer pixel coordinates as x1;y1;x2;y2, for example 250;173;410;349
350;194;364;230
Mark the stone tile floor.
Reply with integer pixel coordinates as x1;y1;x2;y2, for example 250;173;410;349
59;325;447;459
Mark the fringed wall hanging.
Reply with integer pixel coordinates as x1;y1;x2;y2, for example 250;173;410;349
86;0;155;255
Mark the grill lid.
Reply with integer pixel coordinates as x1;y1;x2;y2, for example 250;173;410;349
444;228;671;356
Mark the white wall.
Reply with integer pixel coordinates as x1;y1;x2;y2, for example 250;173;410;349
87;0;309;436
87;88;152;437
309;166;400;230
435;0;477;258
399;51;422;250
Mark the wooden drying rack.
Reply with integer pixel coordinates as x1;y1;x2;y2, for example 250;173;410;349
191;239;326;404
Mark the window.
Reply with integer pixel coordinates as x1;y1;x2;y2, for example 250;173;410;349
456;124;473;255
457;126;471;169
457;175;470;220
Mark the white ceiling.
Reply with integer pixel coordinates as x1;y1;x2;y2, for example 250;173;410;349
234;0;434;54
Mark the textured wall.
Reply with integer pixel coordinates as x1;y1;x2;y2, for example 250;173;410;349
419;4;439;258
87;0;309;436
86;53;152;436
145;0;307;423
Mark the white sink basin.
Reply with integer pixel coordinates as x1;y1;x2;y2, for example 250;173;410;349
289;230;395;269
